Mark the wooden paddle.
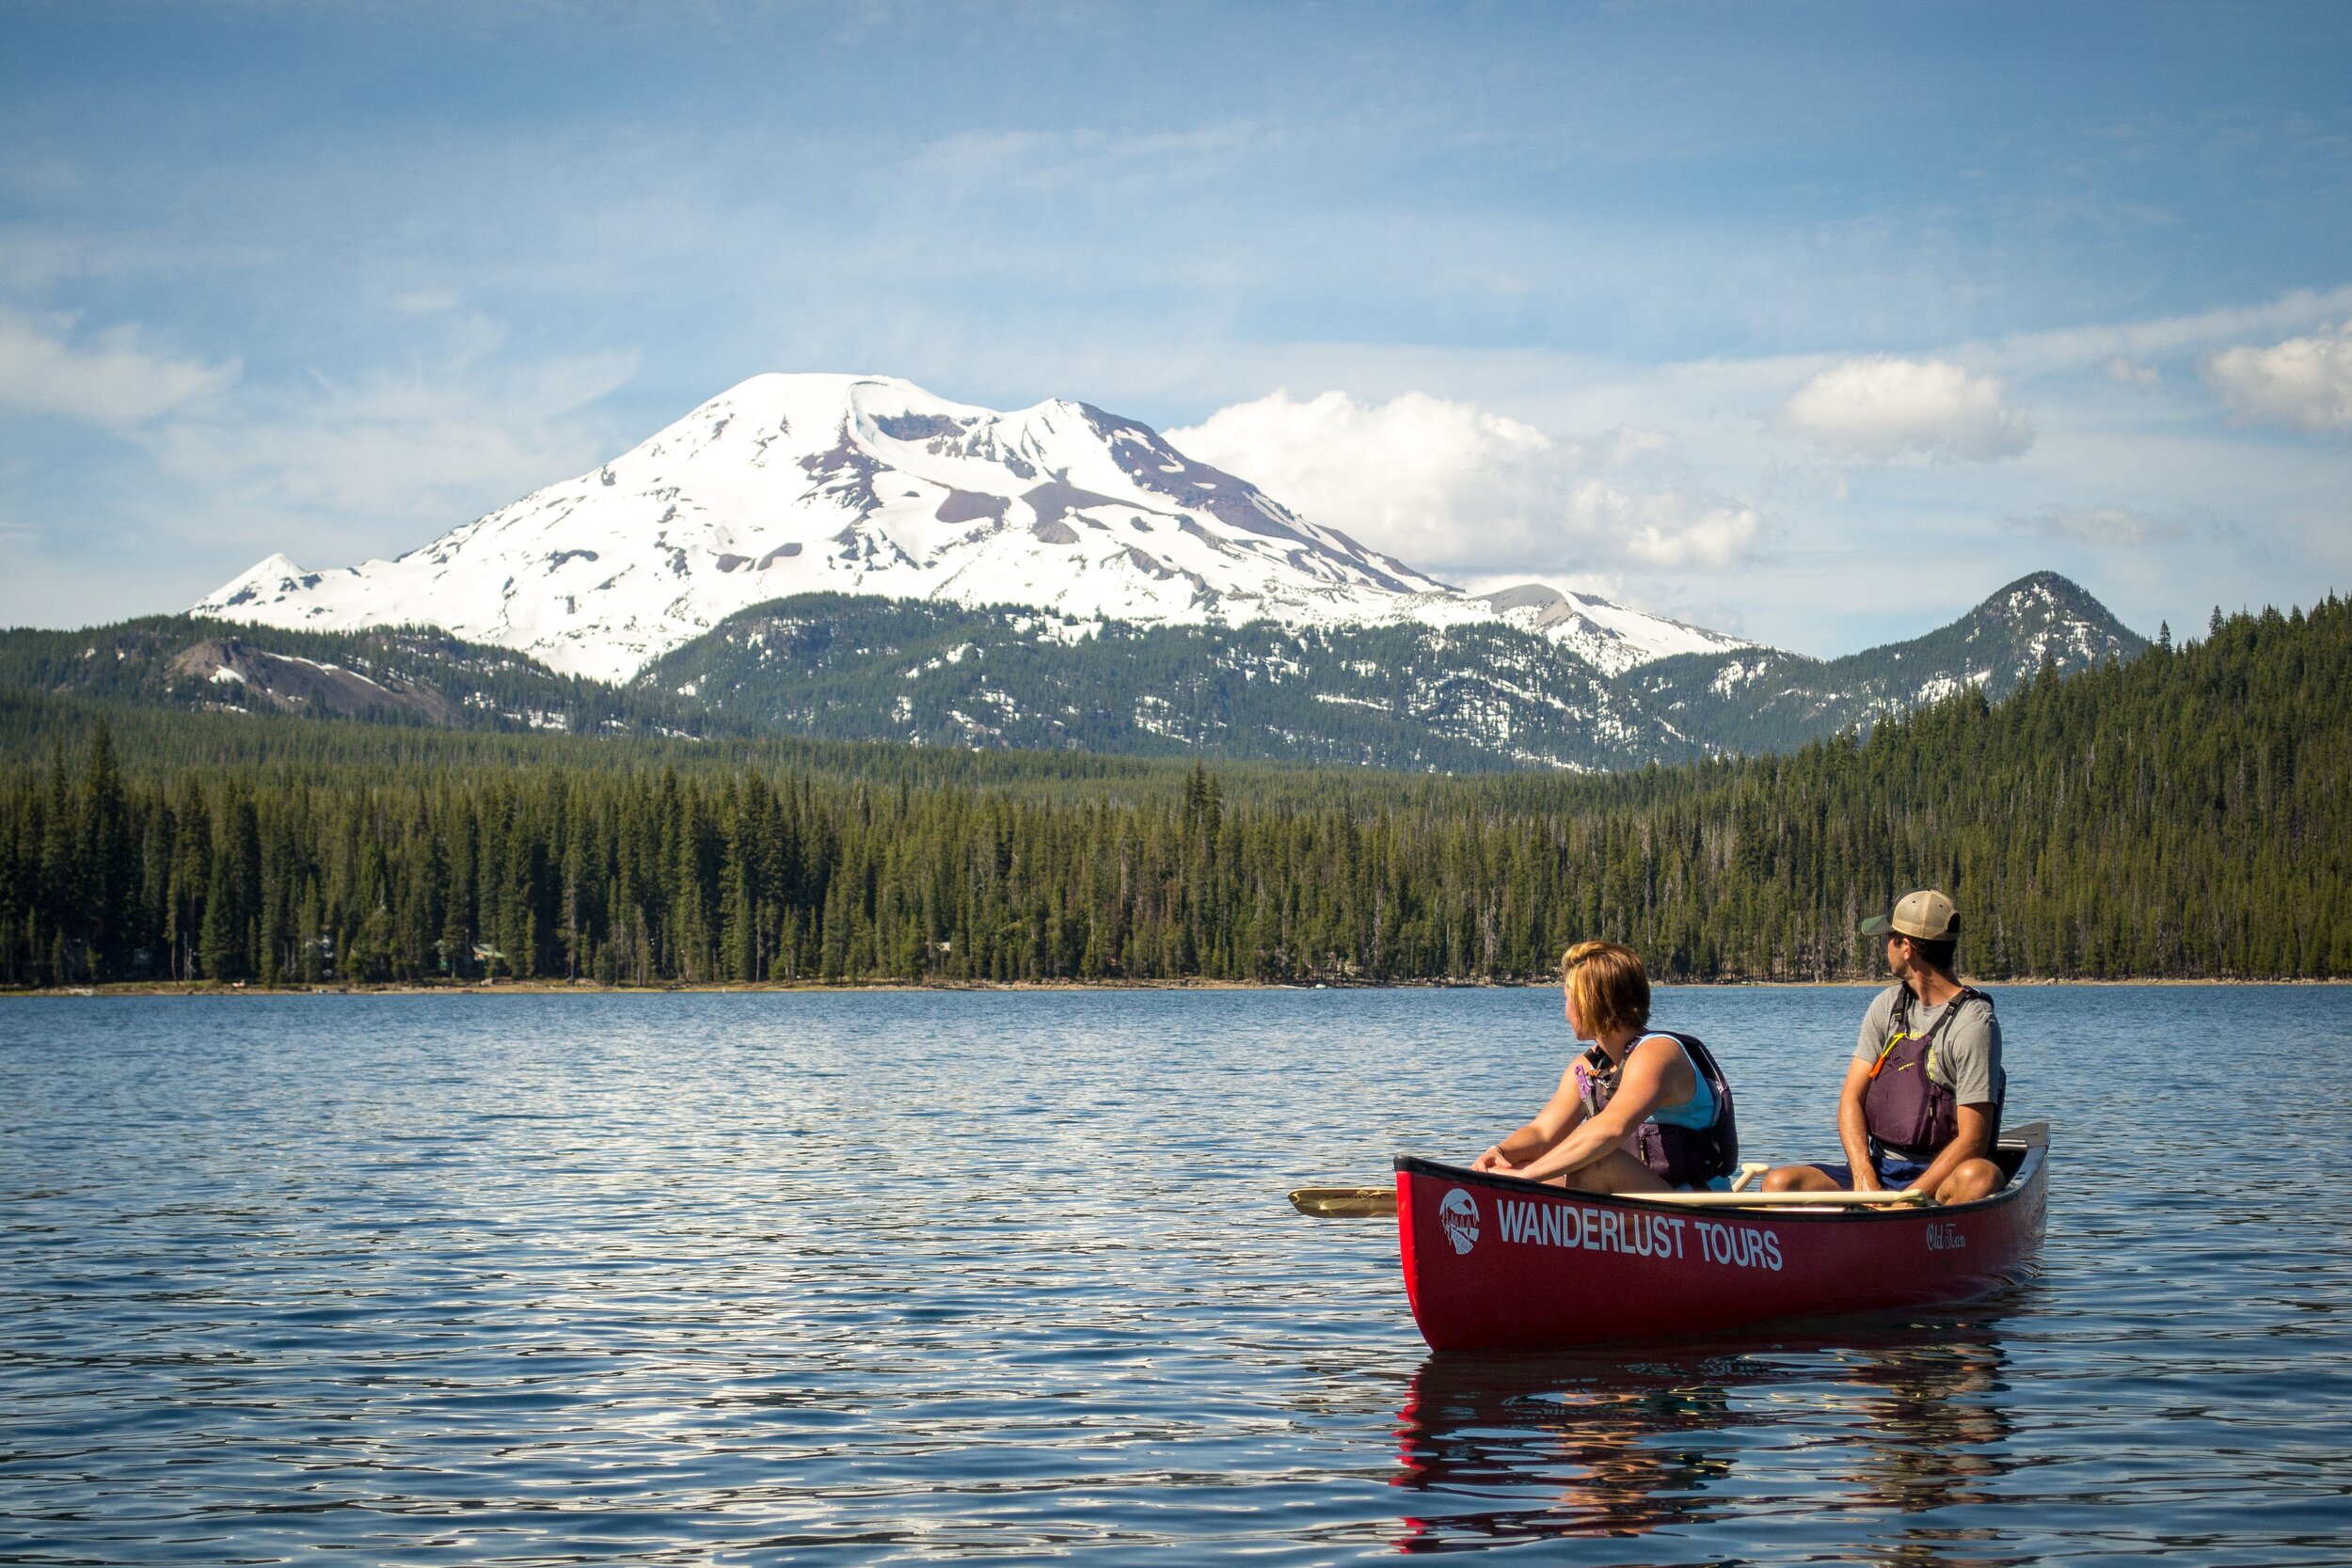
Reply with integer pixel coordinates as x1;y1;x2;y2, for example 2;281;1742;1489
1288;1181;1932;1217
1289;1186;1400;1218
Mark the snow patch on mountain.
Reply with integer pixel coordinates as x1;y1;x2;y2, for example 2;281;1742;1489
195;372;1751;683
1474;582;1751;676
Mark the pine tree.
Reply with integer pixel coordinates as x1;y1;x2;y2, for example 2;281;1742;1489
79;721;134;979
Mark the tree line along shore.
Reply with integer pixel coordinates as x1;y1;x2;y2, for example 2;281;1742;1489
3;597;2344;990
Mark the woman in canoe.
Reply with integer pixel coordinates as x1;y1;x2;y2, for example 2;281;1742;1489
1471;940;1740;1193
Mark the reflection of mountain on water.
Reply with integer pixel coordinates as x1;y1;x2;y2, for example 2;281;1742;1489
1391;1310;2017;1554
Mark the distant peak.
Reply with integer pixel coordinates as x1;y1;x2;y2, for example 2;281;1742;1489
1973;571;2137;631
1979;570;2103;608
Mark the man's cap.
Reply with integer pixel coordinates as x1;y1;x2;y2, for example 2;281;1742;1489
1861;889;1961;942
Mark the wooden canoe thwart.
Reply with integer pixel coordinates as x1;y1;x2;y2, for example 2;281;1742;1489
1293;1185;1939;1217
1390;1122;2050;1351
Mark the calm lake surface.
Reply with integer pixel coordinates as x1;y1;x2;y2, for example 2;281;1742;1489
5;986;2350;1565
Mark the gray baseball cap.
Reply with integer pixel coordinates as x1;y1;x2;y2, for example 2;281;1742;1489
1861;889;1960;941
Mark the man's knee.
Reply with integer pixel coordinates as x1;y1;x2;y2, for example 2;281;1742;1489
1935;1159;2002;1205
1762;1164;1836;1194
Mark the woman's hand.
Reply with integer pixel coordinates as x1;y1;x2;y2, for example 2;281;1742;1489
1472;1145;1512;1173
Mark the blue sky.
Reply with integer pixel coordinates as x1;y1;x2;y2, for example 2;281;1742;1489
4;0;2348;655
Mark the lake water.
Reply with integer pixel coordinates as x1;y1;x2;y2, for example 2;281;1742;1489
4;986;2349;1565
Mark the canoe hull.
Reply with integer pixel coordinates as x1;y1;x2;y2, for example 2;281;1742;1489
1395;1123;2048;1351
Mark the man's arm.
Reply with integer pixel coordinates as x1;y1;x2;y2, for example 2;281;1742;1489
1903;999;2002;1196
1835;1057;1881;1190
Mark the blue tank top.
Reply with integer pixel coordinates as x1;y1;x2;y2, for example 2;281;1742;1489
1640;1034;1717;1131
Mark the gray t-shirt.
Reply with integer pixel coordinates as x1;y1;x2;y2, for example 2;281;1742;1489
1852;986;2004;1108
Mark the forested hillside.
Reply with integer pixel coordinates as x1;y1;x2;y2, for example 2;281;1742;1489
0;615;716;736
2;572;2143;771
3;597;2343;988
637;594;1681;770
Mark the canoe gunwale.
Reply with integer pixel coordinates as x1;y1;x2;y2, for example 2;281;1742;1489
1393;1119;2048;1225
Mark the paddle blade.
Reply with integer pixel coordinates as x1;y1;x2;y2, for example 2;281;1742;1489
1289;1186;1398;1218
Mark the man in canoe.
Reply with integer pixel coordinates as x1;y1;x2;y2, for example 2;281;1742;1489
1761;890;2006;1205
1472;940;1740;1193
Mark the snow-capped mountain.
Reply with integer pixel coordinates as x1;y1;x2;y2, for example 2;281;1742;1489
194;373;1749;683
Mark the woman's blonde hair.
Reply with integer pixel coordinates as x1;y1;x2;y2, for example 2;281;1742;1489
1563;940;1650;1037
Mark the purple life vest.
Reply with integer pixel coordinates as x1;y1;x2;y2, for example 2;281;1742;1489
1575;1030;1740;1189
1862;984;1999;1161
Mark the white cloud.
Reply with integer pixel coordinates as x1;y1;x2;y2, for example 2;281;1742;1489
2106;356;2160;386
1166;388;1759;576
1168;388;1548;553
2203;324;2352;433
2008;504;2186;546
0;310;238;426
1778;356;2033;463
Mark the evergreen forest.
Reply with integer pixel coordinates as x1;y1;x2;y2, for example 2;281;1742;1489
3;595;2344;989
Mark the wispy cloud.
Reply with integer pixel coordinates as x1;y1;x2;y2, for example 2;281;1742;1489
2006;503;2188;546
0;310;238;425
903;121;1270;190
145;325;637;553
1978;286;2352;377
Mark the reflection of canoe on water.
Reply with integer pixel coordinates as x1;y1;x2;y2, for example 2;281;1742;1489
1396;1122;2047;1351
1391;1314;2017;1549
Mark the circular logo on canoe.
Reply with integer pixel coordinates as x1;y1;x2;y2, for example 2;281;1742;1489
1438;1187;1480;1255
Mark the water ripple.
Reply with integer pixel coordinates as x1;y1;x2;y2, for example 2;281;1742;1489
4;987;2350;1563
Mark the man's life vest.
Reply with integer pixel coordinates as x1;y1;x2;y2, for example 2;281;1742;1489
1575;1030;1740;1189
1862;984;1999;1162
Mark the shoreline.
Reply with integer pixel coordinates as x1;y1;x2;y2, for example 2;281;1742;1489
9;974;2342;998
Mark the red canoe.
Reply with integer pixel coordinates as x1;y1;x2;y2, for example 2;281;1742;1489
1395;1122;2048;1351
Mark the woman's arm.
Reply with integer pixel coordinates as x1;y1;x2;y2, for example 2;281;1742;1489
1472;1061;1588;1172
1499;1037;1685;1184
